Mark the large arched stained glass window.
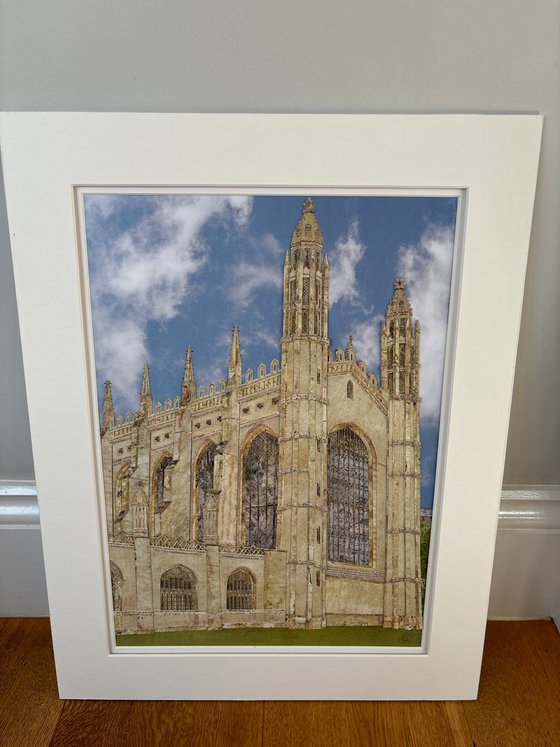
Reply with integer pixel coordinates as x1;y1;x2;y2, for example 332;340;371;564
196;443;218;542
327;427;370;566
160;566;197;611
244;432;279;548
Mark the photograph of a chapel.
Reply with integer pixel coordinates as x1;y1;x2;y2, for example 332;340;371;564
86;194;456;643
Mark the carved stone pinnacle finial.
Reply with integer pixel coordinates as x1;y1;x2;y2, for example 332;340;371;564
303;197;315;213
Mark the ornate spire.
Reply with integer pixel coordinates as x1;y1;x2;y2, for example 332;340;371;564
346;335;355;359
181;346;196;404
102;380;114;433
290;196;323;250
386;276;412;319
228;326;242;383
381;277;419;398
140;364;152;416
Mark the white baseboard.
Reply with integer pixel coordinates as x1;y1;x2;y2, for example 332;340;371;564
0;480;48;615
1;481;559;626
488;484;560;632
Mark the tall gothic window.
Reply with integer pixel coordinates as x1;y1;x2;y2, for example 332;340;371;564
160;566;197;611
290;310;297;334
327;427;370;566
196;443;218;541
226;569;255;610
244;432;279;548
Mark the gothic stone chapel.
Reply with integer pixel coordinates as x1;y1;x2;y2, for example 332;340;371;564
103;197;423;635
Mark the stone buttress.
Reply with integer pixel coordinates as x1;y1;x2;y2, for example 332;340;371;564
278;198;330;628
381;278;423;629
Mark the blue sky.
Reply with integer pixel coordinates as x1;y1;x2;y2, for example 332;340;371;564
84;193;457;508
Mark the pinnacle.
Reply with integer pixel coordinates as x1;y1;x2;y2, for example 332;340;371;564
302;196;315;213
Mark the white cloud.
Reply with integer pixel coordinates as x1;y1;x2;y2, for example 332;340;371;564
397;224;455;421
89;195;253;412
227;232;283;309
227;195;254;227
347;315;385;371
328;220;366;307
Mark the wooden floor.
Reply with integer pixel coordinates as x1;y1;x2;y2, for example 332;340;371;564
1;619;559;746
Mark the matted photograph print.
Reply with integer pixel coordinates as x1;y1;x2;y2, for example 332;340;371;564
83;192;457;647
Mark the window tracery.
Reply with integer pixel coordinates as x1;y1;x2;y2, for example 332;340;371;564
327;427;370;566
226;569;255;610
244;432;278;548
160;566;197;611
196;443;218;542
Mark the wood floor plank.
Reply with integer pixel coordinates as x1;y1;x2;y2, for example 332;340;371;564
1;618;559;746
369;702;414;745
464;620;560;747
369;702;473;747
0;617;64;747
263;701;373;746
49;700;263;746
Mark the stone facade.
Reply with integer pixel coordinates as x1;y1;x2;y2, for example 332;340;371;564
103;198;423;634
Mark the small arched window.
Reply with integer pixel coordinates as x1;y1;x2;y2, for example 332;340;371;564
290;311;297;334
110;562;123;612
160;566;197;611
346;381;354;399
226;569;255;610
196;443;218;541
155;455;174;511
114;463;133;521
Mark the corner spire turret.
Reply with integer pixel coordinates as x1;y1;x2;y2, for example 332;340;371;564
282;198;329;339
102;380;114;433
140;364;152;416
228;326;242;383
381;277;419;398
181;346;196;404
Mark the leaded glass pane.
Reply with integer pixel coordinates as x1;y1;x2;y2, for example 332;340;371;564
160;566;197;610
197;443;217;541
327;427;369;565
226;569;255;610
244;432;278;548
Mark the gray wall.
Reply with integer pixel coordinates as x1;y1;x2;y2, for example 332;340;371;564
1;1;559;486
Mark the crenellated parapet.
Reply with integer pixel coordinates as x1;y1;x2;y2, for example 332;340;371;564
328;342;387;411
190;393;228;413
239;367;280;399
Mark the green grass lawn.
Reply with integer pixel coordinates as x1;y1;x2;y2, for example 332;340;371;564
116;625;422;647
